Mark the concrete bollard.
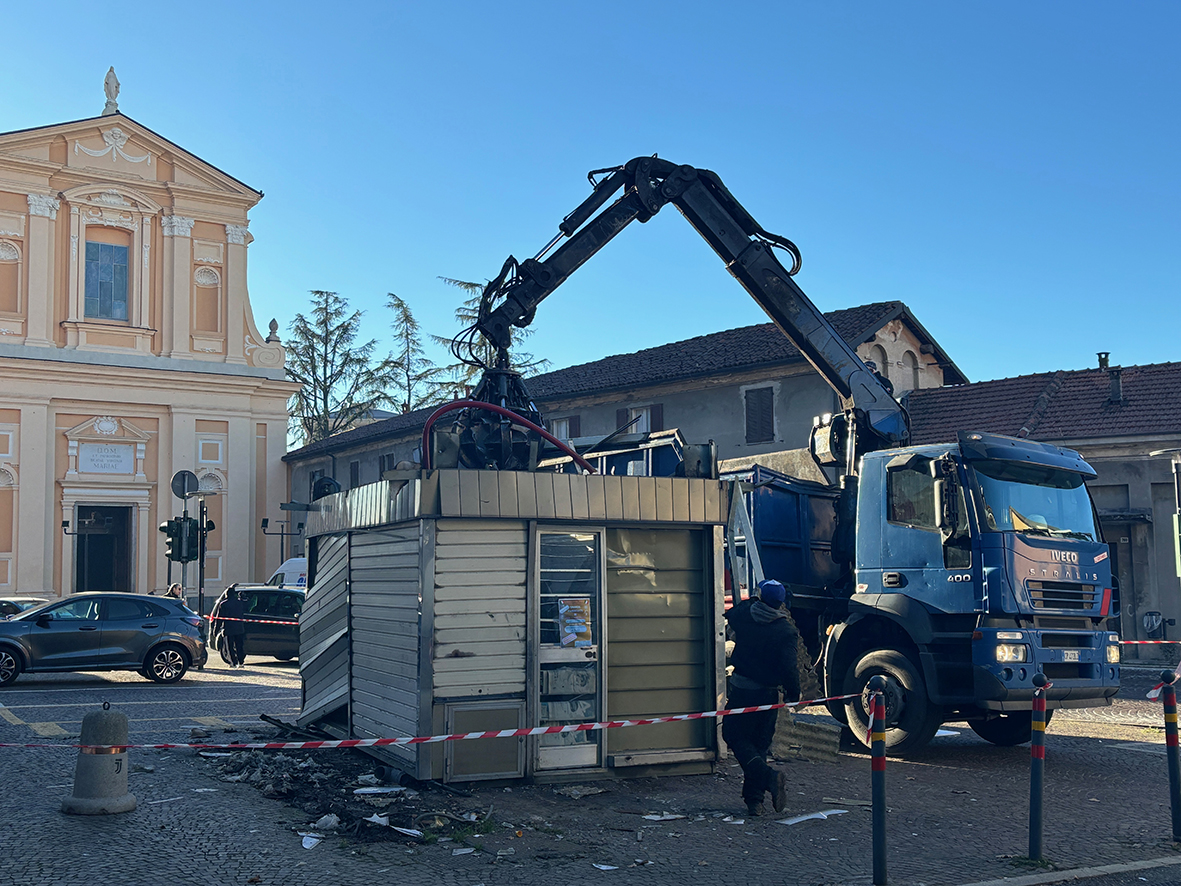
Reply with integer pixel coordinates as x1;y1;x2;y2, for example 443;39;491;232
62;708;136;815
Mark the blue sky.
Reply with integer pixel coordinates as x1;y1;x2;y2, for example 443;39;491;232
2;2;1177;384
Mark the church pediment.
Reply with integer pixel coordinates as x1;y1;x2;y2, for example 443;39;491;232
63;416;152;443
61;416;151;481
0;115;260;202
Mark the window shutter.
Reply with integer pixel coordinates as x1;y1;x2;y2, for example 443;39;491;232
649;403;663;432
616;408;629;431
568;415;581;437
349;461;360;488
745;388;774;444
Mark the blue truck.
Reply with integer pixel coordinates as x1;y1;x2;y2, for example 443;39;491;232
448;156;1120;754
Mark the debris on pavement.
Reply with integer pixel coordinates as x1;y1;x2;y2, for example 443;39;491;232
312;813;340;830
778;809;848;825
641;812;685;821
556;785;608;799
592;863;618;870
298;832;323;849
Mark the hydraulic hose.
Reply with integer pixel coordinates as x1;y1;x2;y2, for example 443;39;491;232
420;400;597;474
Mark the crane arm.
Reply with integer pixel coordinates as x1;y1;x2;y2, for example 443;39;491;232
473;156;908;455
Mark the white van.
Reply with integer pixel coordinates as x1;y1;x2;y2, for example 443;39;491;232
266;557;307;589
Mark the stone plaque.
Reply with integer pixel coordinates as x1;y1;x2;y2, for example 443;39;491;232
78;442;134;474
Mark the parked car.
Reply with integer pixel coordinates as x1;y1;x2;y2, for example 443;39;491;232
0;593;206;686
0;597;48;617
209;586;302;664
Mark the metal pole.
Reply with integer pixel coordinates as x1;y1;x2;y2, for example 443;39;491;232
198;497;207;619
180;500;189;596
1161;670;1181;842
869;674;887;885
1029;673;1048;860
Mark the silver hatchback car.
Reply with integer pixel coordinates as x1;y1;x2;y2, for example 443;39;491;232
0;593;207;686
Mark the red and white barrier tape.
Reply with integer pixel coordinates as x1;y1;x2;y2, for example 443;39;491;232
210;616;298;627
0;693;859;751
1120;640;1181;645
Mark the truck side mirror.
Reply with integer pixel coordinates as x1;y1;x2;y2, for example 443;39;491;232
932;459;959;542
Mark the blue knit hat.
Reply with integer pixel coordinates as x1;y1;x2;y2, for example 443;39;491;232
758;579;787;608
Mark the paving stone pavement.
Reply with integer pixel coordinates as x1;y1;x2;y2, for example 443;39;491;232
4;711;1181;886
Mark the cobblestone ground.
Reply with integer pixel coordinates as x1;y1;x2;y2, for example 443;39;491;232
3;669;1180;886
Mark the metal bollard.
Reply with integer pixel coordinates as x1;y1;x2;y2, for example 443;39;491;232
62;707;136;815
868;674;887;886
1161;670;1181;842
1028;672;1048;860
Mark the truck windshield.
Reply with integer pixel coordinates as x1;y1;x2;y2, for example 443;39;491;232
970;460;1097;540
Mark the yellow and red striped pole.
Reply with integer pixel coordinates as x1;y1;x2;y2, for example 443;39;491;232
1028;672;1048;860
1160;669;1181;842
868;674;887;885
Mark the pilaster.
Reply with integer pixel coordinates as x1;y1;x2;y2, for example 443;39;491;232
225;416;253;582
24;195;58;348
15;402;52;594
224;224;249;364
162;215;194;359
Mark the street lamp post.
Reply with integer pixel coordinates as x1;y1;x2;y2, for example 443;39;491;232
261;518;304;564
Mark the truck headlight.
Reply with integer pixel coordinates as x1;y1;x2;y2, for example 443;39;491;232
1107;644;1121;663
996;644;1028;663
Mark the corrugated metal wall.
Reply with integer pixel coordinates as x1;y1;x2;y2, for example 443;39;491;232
605;527;712;754
433;519;528;698
349;525;423;767
298;533;350;726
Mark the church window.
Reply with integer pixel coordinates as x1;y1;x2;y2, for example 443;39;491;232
84;241;129;320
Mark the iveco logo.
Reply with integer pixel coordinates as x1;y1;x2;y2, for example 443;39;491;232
1051;551;1079;564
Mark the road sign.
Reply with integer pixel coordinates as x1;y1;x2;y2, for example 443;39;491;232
171;470;198;500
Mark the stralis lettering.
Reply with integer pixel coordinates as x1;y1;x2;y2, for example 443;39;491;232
1050;551;1079;564
78;442;134;474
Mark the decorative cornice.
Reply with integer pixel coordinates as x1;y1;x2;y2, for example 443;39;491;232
225;224;249;245
27;194;60;219
73;127;151;165
162;215;195;237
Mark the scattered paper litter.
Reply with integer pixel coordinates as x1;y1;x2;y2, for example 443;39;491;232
452;847;475;855
641;813;686;821
364;814;389;826
822;797;871;807
147;796;183;805
556;785;608;799
353;786;406;795
356;773;382;786
313;814;340;830
935;728;959;737
496;848;515;857
198;751;232;758
392;827;423;838
297;832;323;849
778;809;848;826
721;816;745;824
593;863;619;870
192;788;219;793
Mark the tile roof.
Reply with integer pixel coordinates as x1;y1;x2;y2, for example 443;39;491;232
286;300;962;461
529;301;946;400
908;361;1181;444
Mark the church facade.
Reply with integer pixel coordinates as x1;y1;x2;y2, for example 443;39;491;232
0;83;296;600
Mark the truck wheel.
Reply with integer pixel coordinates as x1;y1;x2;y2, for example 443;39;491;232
843;649;940;754
969;710;1053;746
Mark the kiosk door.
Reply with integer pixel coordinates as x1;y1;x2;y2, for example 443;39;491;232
535;529;604;770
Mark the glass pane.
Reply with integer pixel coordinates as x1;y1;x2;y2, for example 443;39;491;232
111;244;127;266
85;297;99;317
98;262;113;282
99;243;113;263
85;241;100;261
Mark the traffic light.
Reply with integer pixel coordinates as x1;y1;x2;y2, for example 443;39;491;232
180;516;200;563
159;518;181;562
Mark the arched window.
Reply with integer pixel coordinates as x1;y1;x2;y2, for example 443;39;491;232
902;350;920;391
869;344;889;381
0;241;20;315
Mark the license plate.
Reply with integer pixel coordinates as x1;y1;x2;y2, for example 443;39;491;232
1062;650;1080;662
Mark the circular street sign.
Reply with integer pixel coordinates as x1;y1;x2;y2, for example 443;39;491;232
171;470;199;500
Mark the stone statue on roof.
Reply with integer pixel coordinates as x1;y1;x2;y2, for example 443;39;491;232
102;67;120;116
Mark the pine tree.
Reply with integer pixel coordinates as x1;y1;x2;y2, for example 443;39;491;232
385;293;449;413
285;290;392;445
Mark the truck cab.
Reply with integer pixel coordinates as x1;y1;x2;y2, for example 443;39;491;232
826;431;1120;750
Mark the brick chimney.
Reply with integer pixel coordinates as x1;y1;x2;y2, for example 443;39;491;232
1097;351;1110;371
1107;365;1125;406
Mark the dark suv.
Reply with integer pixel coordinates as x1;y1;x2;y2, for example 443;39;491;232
0;593;206;686
209;586;302;664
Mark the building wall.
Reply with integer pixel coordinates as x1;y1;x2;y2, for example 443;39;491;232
1070;438;1181;655
0;114;297;597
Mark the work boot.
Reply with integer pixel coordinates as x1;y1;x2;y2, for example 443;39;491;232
771;771;788;813
746;801;764;817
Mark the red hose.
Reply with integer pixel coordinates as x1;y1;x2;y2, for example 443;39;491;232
420;400;597;474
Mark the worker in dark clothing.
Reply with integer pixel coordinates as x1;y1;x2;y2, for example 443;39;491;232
722;579;801;816
218;585;247;668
